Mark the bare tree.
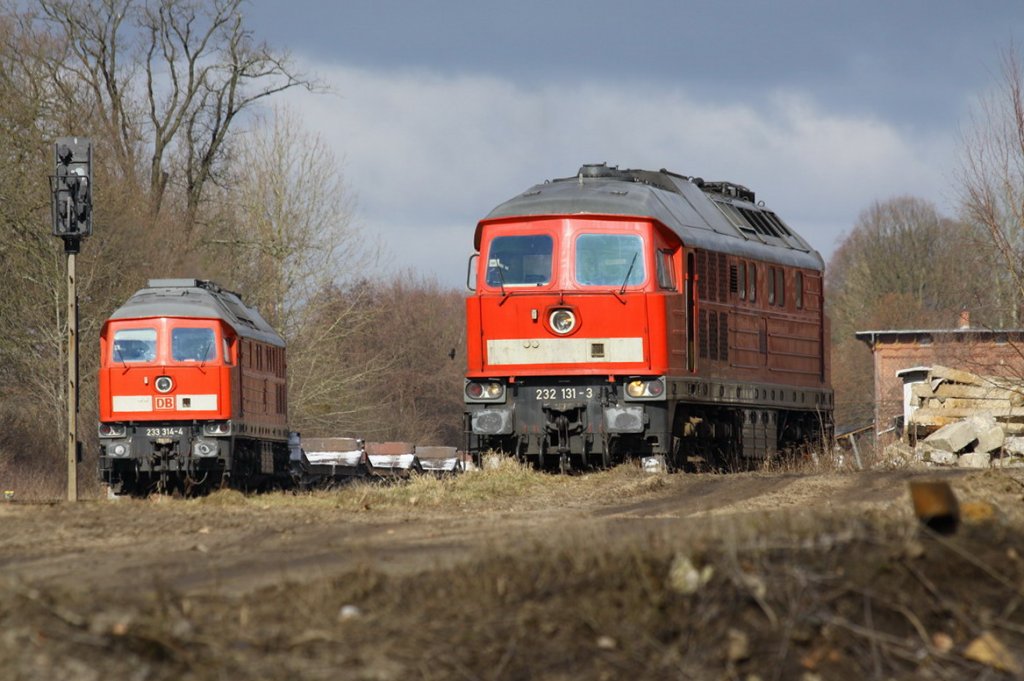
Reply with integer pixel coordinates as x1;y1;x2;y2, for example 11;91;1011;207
285;282;396;437
827;196;994;341
0;14;72;467
33;0;318;232
826;196;999;428
0;1;322;496
211;106;364;334
958;47;1024;326
198;107;400;438
289;276;466;444
368;276;466;444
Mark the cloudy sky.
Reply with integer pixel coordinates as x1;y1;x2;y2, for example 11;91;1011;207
247;0;1023;288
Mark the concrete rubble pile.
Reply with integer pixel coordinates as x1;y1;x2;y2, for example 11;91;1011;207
907;365;1024;468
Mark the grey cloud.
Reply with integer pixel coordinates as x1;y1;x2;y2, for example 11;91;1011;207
291;63;960;287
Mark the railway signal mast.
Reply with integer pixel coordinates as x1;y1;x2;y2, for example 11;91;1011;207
50;137;92;502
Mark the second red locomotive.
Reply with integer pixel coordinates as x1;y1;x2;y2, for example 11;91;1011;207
464;163;832;471
97;279;290;494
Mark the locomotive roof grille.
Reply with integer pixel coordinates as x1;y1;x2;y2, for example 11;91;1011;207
480;163;822;271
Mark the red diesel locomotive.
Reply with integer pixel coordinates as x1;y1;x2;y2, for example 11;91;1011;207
97;279;290;494
464;163;832;471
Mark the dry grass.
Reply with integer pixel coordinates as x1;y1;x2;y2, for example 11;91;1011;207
204;456;664;514
4;499;1022;680
0;454;65;503
0;442;856;506
3;465;1024;679
0;447;885;519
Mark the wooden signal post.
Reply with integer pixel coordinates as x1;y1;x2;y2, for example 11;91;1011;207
50;137;92;502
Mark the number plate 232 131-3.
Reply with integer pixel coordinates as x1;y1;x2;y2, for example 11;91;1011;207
534;387;595;401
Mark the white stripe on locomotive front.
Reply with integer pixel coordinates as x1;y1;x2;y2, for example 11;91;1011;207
175;394;218;410
110;394;219;412
486;337;643;365
112;395;153;412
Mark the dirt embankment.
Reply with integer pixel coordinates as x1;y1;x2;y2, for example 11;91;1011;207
2;466;1023;680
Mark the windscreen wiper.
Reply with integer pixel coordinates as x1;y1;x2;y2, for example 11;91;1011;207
113;345;129;372
619;252;639;295
493;264;507;296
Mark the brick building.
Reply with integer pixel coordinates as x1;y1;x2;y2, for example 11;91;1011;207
855;314;1024;434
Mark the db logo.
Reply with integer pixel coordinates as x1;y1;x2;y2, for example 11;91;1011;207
155;396;175;410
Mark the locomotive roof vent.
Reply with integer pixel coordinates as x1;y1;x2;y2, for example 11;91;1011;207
578;162;625;179
701;181;756;204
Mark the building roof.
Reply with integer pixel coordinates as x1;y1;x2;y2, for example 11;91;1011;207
855;328;1024;347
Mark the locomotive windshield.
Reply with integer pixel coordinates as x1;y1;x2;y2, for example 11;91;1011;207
172;327;217;362
112;328;157;362
486;235;552;286
575;234;645;287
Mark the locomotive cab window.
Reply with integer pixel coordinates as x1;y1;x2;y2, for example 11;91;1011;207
112;328;156;363
223;336;236;366
486;235;553;287
656;249;676;290
576;234;645;287
172;327;217;362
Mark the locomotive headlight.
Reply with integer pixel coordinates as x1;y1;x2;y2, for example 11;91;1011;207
625;377;666;400
465;380;506;402
626;380;645;398
202;421;232;437
98;422;127;439
548;309;576;335
155;376;174;393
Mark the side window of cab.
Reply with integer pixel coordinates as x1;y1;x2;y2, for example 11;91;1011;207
223;335;236;366
656;249;677;290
